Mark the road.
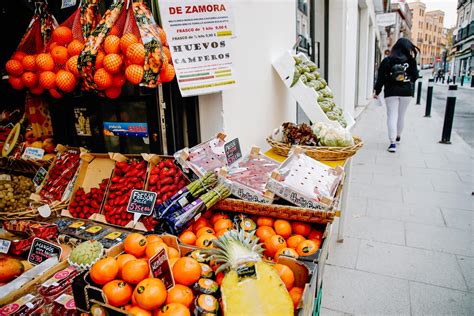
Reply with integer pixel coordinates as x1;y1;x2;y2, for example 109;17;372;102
418;69;474;147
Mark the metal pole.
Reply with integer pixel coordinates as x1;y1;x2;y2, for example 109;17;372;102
440;85;457;144
471;75;474;88
442;76;445;84
425;78;434;117
461;75;465;86
416;81;422;105
337;158;352;243
453;75;456;84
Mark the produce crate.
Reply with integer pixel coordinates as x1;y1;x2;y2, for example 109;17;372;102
63;153;115;221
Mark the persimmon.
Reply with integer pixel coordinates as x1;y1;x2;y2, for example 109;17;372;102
168;247;180;259
116;253;136;278
289;287;303;309
256;226;276;243
273;263;295;290
90;257;119;285
155;303;190;316
128;306;152;316
256;216;274;227
296;239;320;257
308;229;323;241
275;247;299;260
213;218;232;232
172;257;201;286
124;232;147;257
291;222;311;236
122;259;150;284
169;257;179;269
210;213;228;225
287;235;306;249
264;234;287;257
195;234;217;249
192;217;210;232
145;242;169;259
196;227;215;238
274;219;292;239
165;284;193;307
103;280;132;307
179;231;197;245
133;278;167;311
216;227;233;237
146;235;163;244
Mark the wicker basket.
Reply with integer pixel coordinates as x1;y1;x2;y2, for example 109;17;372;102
0;200;68;221
266;136;363;161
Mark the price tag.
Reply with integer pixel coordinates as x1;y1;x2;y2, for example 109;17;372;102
38;204;51;218
28;238;62;265
0;239;11;254
224;138;242;165
149;247;174;290
22;147;45;161
127;190;157;224
33;167;48;187
0;174;11;181
61;0;77;9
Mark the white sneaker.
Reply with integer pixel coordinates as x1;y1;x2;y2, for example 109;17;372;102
387;143;397;152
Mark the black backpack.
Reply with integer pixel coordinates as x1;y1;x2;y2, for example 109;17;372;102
389;62;410;82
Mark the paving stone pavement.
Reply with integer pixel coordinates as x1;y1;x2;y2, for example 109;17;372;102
321;99;474;315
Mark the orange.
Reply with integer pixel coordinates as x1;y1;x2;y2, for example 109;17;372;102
11;51;26;62
195;233;217;249
210;213;229;226
216;227;233;237
126;43;145;65
35;53;54;71
30;85;44;95
196;227;215;238
21;72;38;88
39;71;56;89
165;284;193;307
122;259;150;284
155;303;190;316
111;73;126;87
66;56;80;77
264;234;287;257
133;278;167;311
103;53;123;74
172;257;201;286
124;233;148;257
52;26;73;45
104;86;121;99
213;218;232;232
116;253;136;278
274;219;292;239
308;229;323;241
49;88;62;98
295;239;320;257
179;231;197;245
120;33;139;54
273;263;294;290
145;241;169;259
275;247;299;260
55;70;77;93
146;235;163;244
160;64;175;83
48;41;58;52
96;51;105;68
168;247;180;259
158;27;167;45
5;60;24;76
162;46;171;64
67;40;84;56
289;287;303;309
125;64;143;85
256;216;274;227
287;235;306;249
22;55;37;71
193;217;210;232
256;226;276;243
103;280;132;307
90;257;119;285
94;68;113;90
51;46;69;65
8;76;24;90
104;35;121;54
128;306;152;316
292;222;311;236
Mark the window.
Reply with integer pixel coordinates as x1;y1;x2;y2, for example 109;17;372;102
425;34;428;41
434;26;437;32
420;21;423;28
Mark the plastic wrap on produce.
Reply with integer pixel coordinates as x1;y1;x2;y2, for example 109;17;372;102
175;133;227;179
266;148;344;210
219;147;279;204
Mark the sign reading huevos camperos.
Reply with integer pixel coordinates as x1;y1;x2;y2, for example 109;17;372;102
158;0;237;96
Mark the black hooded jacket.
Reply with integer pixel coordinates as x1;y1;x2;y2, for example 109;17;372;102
374;55;419;97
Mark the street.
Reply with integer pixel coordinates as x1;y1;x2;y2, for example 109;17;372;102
419;69;474;147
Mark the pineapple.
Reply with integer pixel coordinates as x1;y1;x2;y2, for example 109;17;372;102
204;229;293;316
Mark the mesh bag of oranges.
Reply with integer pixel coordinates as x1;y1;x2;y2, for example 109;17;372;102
78;0;175;98
4;2;57;94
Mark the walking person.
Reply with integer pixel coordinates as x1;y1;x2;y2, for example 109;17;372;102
373;38;420;152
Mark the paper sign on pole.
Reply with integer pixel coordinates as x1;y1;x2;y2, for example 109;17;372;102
376;13;397;27
158;0;237;96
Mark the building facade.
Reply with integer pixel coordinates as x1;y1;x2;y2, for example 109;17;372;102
386;0;412;50
409;0;446;67
452;0;474;78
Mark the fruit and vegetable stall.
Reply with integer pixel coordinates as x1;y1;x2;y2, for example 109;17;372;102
0;1;364;315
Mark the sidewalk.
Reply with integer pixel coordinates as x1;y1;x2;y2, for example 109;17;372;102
321;100;473;315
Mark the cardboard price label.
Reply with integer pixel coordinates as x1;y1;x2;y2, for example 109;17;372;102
149;247;175;290
0;239;11;254
127;190;157;224
28;238;62;265
22;147;45;161
33;167;48;187
224;138;242;165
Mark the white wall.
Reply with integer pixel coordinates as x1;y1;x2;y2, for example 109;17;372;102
199;0;296;150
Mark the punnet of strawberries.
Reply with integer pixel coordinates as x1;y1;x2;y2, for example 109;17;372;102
69;178;109;219
103;159;147;226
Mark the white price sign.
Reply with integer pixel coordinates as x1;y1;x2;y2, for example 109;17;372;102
158;0;237;96
22;147;45;161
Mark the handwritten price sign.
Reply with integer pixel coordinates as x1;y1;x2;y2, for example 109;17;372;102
127;190;157;224
27;238;62;265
